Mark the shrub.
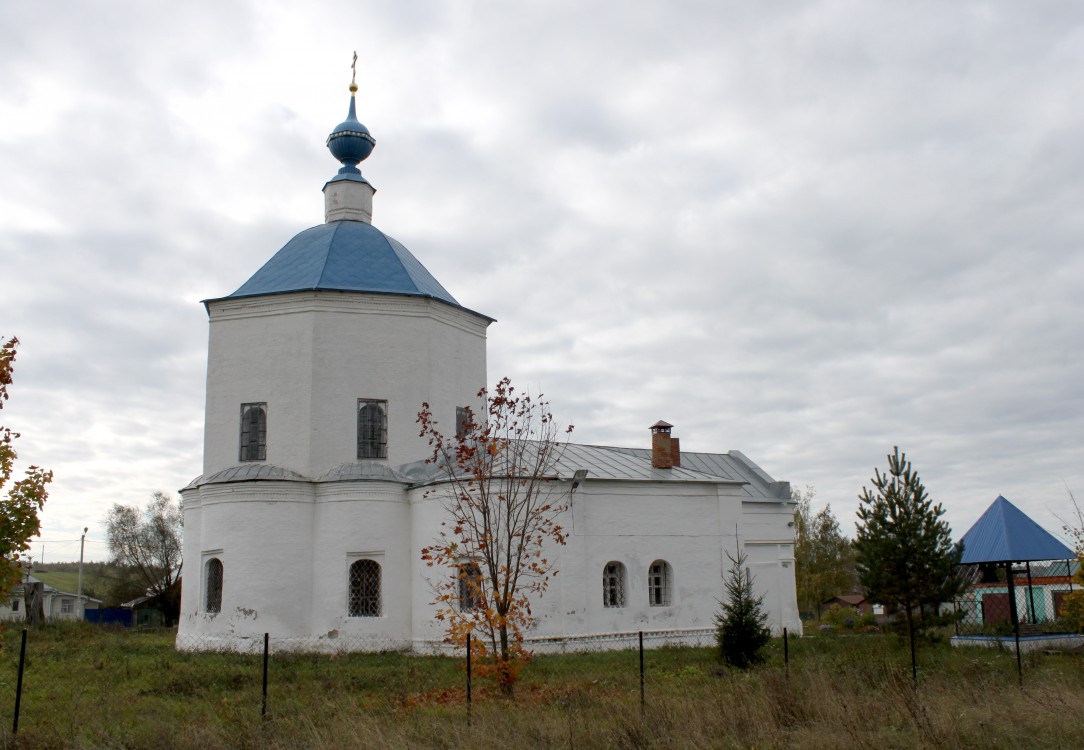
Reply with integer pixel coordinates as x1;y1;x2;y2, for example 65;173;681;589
821;604;858;630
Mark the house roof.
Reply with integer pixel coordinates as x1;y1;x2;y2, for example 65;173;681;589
959;495;1075;564
210;221;490;320
826;594;867;606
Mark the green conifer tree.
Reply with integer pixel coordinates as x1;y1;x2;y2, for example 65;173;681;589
715;548;771;669
854;446;965;681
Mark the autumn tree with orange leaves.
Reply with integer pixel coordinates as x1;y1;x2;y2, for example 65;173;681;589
0;337;52;600
418;378;573;694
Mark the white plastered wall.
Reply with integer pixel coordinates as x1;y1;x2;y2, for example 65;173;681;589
309;480;412;646
742;499;802;635
178;481;316;645
408;478;800;650
202;292;489;478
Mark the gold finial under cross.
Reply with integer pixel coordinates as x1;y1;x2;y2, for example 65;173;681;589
350;51;358;93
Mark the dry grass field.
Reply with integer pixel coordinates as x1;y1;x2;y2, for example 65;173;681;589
0;622;1081;749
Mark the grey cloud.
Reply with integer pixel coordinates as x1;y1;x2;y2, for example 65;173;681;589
4;0;1082;551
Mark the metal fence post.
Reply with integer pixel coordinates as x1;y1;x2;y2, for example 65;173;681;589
638;630;645;716
783;627;789;679
466;636;472;727
261;633;269;720
12;628;27;735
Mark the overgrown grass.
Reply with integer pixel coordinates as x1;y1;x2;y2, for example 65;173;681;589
0;623;1080;748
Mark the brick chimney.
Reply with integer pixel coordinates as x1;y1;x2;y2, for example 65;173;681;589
670;437;681;468
650;421;674;469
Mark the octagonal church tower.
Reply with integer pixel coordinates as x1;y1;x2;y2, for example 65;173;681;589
178;80;492;650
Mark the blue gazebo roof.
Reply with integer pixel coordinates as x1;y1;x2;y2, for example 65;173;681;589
959;495;1075;564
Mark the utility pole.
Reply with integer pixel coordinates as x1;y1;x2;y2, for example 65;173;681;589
77;528;88;619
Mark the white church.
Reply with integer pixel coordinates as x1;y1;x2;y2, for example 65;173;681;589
177;79;801;652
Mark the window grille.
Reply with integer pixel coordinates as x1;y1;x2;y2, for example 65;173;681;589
456;406;473;440
239;403;267;462
61;599;73;614
603;561;626;608
205;558;223;614
357;400;388;459
349;559;381;617
458;562;483;611
648;560;672;606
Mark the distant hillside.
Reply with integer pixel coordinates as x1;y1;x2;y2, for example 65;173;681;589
30;562;146;606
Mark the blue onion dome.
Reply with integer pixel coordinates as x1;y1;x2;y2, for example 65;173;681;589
326;83;376;177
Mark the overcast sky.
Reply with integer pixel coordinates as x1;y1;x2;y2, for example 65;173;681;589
3;1;1082;562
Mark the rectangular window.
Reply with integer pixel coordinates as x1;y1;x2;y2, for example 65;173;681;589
239;403;267;462
357;399;388;459
11;600;18;612
458;562;483;611
456;406;473;440
61;598;74;614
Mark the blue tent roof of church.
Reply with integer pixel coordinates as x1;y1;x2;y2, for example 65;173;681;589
220;220;488;317
959;495;1074;564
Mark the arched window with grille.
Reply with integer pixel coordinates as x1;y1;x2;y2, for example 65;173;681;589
602;561;627;608
648;559;672;607
205;558;223;614
457;561;483;611
348;559;381;617
239;403;267;462
357;399;388;459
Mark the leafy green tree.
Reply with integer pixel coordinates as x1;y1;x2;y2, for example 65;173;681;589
715;548;771;669
105;492;183;621
792;486;856;619
1056;488;1084;631
854;446;965;680
0;337;52;600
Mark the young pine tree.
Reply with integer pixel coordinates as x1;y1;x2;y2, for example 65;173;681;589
716;548;771;669
854;446;965;681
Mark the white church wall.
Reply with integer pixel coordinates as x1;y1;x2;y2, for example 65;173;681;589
304;295;489;474
204;293;487;479
309;481;413;647
741;499;802;634
204;300;316;477
552;482;742;638
408;484;455;649
406;479;791;651
178;482;316;645
744;543;801;635
178;489;202;630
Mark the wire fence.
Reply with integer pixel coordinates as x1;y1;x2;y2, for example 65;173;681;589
0;616;1077;746
0;624;729;742
952;561;1079;639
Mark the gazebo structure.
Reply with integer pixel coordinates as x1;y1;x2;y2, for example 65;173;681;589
953;496;1080;653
